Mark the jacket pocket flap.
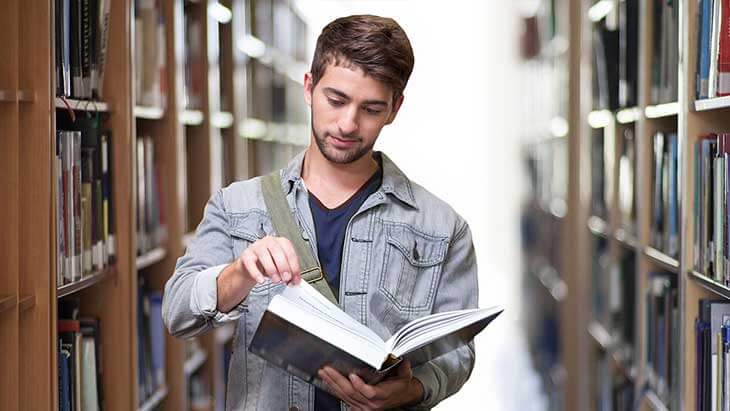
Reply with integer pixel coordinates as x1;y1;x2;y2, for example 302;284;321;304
228;211;268;242
385;225;447;267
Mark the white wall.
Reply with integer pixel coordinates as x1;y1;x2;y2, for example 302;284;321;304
295;1;545;408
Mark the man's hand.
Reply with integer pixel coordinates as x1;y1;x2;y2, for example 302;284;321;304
236;235;302;285
217;236;301;313
318;360;424;410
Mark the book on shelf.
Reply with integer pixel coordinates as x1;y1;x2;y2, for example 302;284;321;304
56;116;115;286
183;9;204;110
651;131;679;258
613;250;636;350
651;0;679;104
618;0;639;108
58;299;104;411
134;0;167;108
696;299;730;411
696;0;730;99
591;128;608;219
694;133;730;283
135;136;166;255
54;0;112;99
645;272;679;406
618;127;637;232
137;277;166;404
592;19;620;111
249;281;502;386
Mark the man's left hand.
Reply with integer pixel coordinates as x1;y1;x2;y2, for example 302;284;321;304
318;359;424;410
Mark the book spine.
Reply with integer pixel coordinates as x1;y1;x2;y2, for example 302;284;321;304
95;0;111;98
71;0;83;98
80;0;92;99
711;0;723;97
73;131;82;280
716;0;730;96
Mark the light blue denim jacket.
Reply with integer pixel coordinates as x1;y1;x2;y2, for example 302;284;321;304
162;151;479;410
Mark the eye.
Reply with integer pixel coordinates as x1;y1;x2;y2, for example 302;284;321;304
365;108;383;115
328;98;344;107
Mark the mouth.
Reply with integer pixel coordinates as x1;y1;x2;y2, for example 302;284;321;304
329;135;360;146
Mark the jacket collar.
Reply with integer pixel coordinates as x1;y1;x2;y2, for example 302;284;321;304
282;149;418;209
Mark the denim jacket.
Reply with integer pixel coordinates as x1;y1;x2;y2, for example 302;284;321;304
162;151;479;410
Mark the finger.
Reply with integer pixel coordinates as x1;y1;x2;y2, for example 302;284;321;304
253;243;281;283
323;367;372;407
349;373;381;401
240;252;265;284
277;237;302;283
319;370;358;407
266;240;293;283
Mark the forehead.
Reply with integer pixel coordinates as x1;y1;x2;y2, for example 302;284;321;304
316;63;392;103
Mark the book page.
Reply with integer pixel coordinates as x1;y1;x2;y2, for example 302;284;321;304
385;306;504;358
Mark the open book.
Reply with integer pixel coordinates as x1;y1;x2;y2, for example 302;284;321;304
249;281;503;386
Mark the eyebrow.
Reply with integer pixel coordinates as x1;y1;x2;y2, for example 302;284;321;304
323;87;389;107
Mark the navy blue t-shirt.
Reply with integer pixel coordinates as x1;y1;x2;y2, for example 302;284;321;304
309;165;382;411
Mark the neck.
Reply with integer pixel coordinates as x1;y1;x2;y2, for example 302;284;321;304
301;145;378;196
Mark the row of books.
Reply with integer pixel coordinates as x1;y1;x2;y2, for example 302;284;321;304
651;131;680;258
696;299;730;411
591;0;639;111
695;0;730;100
523;139;568;217
254;0;308;62
595;358;634;411
54;0;112;99
183;6;204;110
134;0;167;109
694;133;730;282
55;119;116;286
644;272;679;408
592;244;636;353
58;300;103;411
137;278;165;405
136;136;167;255
651;0;679;104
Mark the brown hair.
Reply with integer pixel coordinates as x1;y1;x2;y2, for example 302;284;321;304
310;15;415;103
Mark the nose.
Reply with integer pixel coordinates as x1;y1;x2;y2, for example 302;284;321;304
337;106;359;136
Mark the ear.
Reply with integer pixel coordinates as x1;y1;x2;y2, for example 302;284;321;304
304;72;314;107
385;94;404;125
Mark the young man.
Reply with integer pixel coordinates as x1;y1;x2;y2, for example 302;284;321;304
162;15;478;410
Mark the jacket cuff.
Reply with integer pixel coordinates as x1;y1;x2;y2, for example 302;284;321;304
406;363;441;410
190;263;247;324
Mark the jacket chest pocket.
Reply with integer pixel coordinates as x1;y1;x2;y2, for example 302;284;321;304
377;222;448;314
228;210;269;256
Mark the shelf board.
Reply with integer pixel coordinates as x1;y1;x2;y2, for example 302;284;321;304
535;265;568;302
57;265;116;299
643;388;669;411
183;349;208;377
694;95;730;111
616;107;642;124
215;323;236;345
614;228;639;249
588;109;612;129
587;216;610;238
644;247;679;272
588;321;614;350
136;247;167;271
644;102;679;119
180;109;204;126
688;270;730;299
134;105;165;119
588;0;614;22
138;384;168;411
211;111;234;129
0;294;17;313
55;97;110;112
18;294;35;312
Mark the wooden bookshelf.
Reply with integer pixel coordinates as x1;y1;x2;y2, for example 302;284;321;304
0;0;311;409
521;0;727;409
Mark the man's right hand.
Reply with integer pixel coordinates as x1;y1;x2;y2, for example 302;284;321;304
216;236;301;313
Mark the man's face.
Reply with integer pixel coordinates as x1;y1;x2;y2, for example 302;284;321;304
304;63;403;164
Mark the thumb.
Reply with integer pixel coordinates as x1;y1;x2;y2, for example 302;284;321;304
397;359;413;379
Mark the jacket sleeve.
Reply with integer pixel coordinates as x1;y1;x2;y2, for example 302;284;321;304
408;219;479;409
162;189;248;339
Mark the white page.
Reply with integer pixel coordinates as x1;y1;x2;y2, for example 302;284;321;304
278;281;385;348
267;295;387;368
386;306;503;358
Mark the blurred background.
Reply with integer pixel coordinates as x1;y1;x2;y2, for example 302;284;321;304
7;0;729;409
